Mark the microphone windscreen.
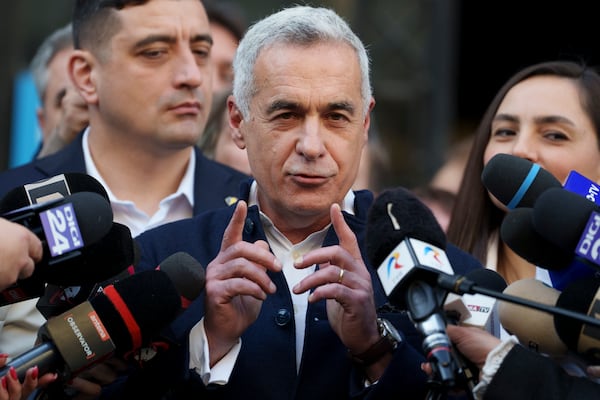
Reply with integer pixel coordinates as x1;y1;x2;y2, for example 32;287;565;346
42;222;135;285
366;186;446;268
481;153;561;209
465;268;507;292
499;279;567;356
156;252;205;302
554;278;600;350
501;207;574;270
532;187;599;252
0;173;109;213
90;269;181;356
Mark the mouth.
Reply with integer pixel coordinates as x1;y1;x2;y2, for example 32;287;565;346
169;102;201;116
290;173;330;186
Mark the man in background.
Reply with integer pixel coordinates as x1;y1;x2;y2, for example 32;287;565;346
29;23;88;158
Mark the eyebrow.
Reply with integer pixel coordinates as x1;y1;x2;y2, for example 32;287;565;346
266;100;356;115
493;113;576;126
133;33;213;49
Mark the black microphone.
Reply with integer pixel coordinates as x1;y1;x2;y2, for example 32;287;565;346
555;278;600;364
481;153;561;209
501;207;575;270
533;187;600;259
532;187;600;289
0;259;203;382
366;187;459;389
0;192;115;305
35;223;137;318
3;192;113;260
0;173;109;213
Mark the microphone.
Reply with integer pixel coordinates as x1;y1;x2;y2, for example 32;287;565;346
0;193;115;305
35;223;137;318
366;187;459;388
501;207;575;270
532;187;600;289
481;153;561;209
555;278;600;364
483;154;600;289
457;269;506;331
0;255;204;382
438;273;600;330
498;279;568;357
3;192;113;260
501;206;595;291
0;173;109;212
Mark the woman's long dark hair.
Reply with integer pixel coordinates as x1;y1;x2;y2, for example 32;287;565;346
446;60;600;264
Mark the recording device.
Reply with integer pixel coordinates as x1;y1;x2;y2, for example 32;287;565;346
456;269;506;332
437;272;600;330
532;187;600;289
501;205;596;290
0;192;115;305
501;207;574;270
481;153;561;209
483;154;600;288
555;278;600;364
366;187;459;389
499;277;600;365
498;279;568;357
0;173;109;212
481;153;600;208
533;187;600;261
35;223;137;318
0;252;205;382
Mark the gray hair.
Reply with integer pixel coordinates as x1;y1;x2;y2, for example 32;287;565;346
232;6;371;118
29;23;73;101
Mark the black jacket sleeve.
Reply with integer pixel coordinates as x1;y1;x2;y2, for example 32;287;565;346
484;345;600;400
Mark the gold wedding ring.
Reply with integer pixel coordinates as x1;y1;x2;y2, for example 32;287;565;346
338;268;345;284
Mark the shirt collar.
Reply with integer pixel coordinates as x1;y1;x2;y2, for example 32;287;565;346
81;127;196;207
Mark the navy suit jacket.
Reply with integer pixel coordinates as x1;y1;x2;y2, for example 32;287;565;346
120;184;483;400
0;133;249;214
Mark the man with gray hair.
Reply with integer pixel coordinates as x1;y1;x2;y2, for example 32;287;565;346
126;5;482;399
29;23;89;158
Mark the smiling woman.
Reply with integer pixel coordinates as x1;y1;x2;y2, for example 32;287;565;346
447;61;600;290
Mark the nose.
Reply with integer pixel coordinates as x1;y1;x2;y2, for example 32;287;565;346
296;117;326;160
173;48;203;89
511;133;538;163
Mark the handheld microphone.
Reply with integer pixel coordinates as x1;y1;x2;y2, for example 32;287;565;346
35;223;137;317
498;279;568;357
0;258;203;382
458;269;506;331
481;153;561;209
0;173;109;212
501;207;575;270
0;193;115;305
555;278;600;364
531;187;600;289
366;187;459;388
482;154;600;289
3;192;113;260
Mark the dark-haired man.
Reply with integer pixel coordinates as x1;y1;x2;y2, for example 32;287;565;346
0;0;248;395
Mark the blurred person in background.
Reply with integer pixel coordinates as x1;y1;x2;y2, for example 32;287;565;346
29;23;89;159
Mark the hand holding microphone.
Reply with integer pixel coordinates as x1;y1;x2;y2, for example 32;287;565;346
0;217;43;291
0;250;205;384
366;187;460;389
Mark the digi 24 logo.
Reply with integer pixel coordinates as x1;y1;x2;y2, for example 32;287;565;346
40;203;84;257
576;211;600;264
